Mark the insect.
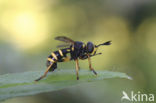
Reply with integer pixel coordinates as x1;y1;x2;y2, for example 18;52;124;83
35;36;111;81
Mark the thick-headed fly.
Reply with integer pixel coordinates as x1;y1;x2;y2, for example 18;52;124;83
35;36;111;81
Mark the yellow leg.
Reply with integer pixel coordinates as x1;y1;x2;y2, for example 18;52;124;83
77;59;80;70
75;59;80;80
35;62;54;81
87;55;97;75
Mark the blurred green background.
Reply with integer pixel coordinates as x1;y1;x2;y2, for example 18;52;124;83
0;0;156;103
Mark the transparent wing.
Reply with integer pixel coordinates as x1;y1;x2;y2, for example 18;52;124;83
55;36;75;44
56;44;71;48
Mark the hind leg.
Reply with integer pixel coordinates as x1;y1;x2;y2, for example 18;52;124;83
47;61;57;72
35;60;57;81
35;62;54;81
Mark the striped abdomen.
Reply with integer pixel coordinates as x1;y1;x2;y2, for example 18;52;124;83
47;48;70;66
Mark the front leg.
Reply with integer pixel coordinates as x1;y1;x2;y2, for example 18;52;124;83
75;59;80;80
87;54;97;75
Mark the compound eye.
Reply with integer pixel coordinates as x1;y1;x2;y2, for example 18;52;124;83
87;42;94;53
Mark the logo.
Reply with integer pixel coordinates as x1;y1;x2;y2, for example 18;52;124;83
121;91;154;102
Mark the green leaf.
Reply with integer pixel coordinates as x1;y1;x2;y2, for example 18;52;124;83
0;69;131;101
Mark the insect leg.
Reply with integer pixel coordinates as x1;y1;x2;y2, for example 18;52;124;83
87;54;97;75
75;59;80;80
35;62;54;81
77;59;80;70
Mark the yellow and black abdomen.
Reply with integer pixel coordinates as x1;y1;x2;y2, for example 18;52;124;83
46;48;71;71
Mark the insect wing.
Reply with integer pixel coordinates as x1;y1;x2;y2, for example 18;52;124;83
55;36;75;44
56;44;71;48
